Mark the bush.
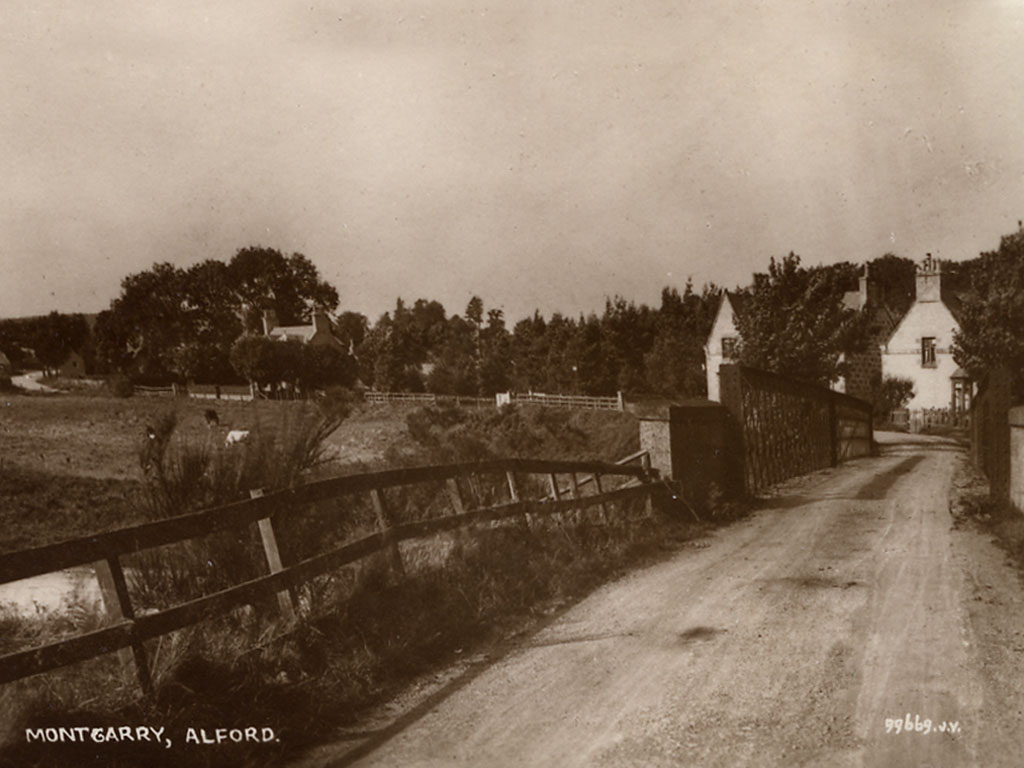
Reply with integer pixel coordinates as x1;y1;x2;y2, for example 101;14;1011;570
873;375;915;421
107;375;134;398
395;403;638;465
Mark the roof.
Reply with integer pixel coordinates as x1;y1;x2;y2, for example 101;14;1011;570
722;290;748;316
940;288;965;324
882;289;966;345
269;325;316;342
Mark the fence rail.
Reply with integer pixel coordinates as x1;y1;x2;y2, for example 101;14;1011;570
890;407;971;432
502;391;624;411
363;391;493;408
132;385;176;396
0;457;655;693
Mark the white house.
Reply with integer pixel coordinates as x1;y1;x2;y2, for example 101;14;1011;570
704;291;746;402
880;254;968;411
704;267;900;404
262;310;347;354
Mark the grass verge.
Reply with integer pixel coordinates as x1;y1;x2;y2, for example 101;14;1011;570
949;455;1024;570
0;402;715;767
0;498;696;767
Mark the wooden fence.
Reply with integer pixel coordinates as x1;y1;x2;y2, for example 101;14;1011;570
719;364;874;494
132;384;176;397
893;407;971;433
0;458;656;695
501;391;624;411
363;391;493;408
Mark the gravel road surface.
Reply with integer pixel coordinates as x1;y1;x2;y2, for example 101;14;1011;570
296;432;1024;768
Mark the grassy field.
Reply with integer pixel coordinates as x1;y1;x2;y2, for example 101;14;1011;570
0;393;417;552
0;391;669;768
0;393;638;552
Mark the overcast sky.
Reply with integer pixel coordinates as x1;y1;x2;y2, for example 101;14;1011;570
3;0;1024;323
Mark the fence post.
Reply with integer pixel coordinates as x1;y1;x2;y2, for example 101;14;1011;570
94;557;153;695
506;471;520;502
447;475;478;541
617;391;624;411
568;472;584;525
828;395;838;467
548;473;562;501
446;476;467;516
370;487;406;579
592;473;609;524
251;489;297;623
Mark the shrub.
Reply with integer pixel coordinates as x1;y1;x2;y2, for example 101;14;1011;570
107;374;134;398
126;405;348;609
873;375;914;421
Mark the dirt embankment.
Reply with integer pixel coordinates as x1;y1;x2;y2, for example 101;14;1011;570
295;433;1024;768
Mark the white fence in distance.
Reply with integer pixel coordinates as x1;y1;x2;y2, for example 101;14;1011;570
367;390;624;411
132;385;624;412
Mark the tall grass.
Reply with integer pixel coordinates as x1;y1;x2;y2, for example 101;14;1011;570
127;403;348;609
0;401;685;768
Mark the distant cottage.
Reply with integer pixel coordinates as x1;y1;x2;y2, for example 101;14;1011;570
59;350;86;379
703;291;746;403
880;255;969;412
704;256;971;415
261;310;347;353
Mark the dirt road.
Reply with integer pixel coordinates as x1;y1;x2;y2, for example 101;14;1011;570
10;371;58;392
298;433;1024;767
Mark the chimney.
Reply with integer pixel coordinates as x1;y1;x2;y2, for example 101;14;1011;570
262;309;278;335
915;253;941;303
312;311;331;335
859;263;882;308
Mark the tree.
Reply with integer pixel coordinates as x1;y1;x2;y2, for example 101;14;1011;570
179;260;243;381
509;312;549;391
229;335;282;391
952;226;1024;394
297;345;357;391
94;262;187;379
335;311;369;351
866;253;917;315
228;247;338;333
644;281;720;397
478;308;511;394
874;375;915;420
601;296;656;392
94;248;342;382
735;253;871;386
30;312;90;376
426;315;477;395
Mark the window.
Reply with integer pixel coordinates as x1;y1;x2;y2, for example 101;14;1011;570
722;336;738;360
921;337;936;367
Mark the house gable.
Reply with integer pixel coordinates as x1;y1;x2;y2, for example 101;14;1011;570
880;255;965;410
704;292;744;401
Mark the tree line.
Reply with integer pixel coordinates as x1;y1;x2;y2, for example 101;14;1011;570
1;230;1020;399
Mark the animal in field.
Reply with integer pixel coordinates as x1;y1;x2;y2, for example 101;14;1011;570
224;429;250;446
139;424;165;475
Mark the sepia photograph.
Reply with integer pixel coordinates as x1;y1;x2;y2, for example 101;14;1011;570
2;1;1024;766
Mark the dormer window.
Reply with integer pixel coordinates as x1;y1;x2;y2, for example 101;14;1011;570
921;337;936;367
